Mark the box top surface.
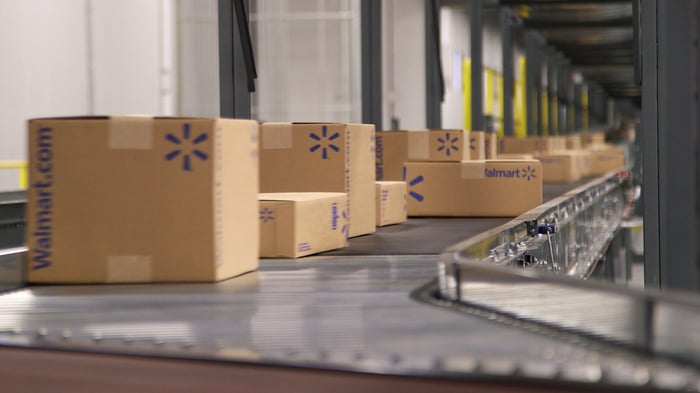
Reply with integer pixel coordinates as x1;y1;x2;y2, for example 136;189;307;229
376;181;406;186
259;192;347;202
29;115;227;122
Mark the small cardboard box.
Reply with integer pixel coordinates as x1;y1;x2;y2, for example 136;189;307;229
537;152;582;183
483;132;498;160
565;134;582;150
259;123;376;238
581;131;606;147
259;192;348;258
469;131;486;160
404;160;542;217
376;131;408;181
589;146;625;175
375;181;407;226
407;129;471;162
498;153;535;160
27;116;259;283
499;136;562;155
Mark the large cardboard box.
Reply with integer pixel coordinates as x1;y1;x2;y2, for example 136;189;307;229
483;132;498;160
589;146;625;175
375;181;407;226
376;131;408;181
537;152;582;183
498;153;535;160
565;134;582;150
407;129;471;162
404;160;542;217
499;136;564;155
576;150;592;177
259;192;347;258
259;122;375;237
26;116;259;283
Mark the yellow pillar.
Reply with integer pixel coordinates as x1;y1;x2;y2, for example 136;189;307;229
0;161;28;189
463;58;472;130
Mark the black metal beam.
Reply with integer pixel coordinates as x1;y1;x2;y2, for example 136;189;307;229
425;0;443;128
218;0;253;118
500;0;632;4
471;0;484;131
361;0;383;129
525;31;537;135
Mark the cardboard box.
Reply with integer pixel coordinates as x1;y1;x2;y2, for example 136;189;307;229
259;192;348;258
407;129;471;162
26;116;259;283
376;131;408;181
537;152;582;183
469;131;486;160
499;136;564;155
589;146;625;175
581;131;606;147
565;134;582;150
259;122;376;237
576;150;592;177
498;153;535;160
404;160;542;217
375;181;407;226
483;132;498;160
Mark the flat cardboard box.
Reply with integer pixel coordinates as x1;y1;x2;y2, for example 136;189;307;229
375;181;407;226
26;116;259;283
376;131;408;181
407;129;471;162
404;160;542;217
589;146;625;175
259;192;348;258
537;152;582;183
565;134;582;150
259;122;376;237
499;136;564;155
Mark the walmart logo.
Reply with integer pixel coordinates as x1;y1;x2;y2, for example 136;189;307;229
521;165;537;180
165;123;208;171
260;207;274;223
437;132;459;157
309;125;341;159
403;166;425;202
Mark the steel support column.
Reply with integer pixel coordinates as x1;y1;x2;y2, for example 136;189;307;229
501;8;514;136
361;0;382;129
425;0;443;129
525;31;537;136
471;0;484;131
218;0;255;118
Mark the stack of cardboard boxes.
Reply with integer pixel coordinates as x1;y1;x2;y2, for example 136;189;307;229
377;130;542;217
499;131;625;183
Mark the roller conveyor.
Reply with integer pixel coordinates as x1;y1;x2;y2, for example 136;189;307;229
1;179;699;391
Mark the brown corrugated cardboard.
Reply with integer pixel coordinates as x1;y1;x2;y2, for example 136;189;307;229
537;152;582;183
375;131;408;181
576;150;592;177
375;181;407;226
259;192;348;258
483;132;498;160
259;123;376;237
469;131;486;160
499;136;564;155
407;130;471;162
498;153;535;160
581;131;606;147
404;160;542;217
26;116;259;283
565;134;582;150
589;146;625;175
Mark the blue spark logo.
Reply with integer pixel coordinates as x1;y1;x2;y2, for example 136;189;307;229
340;209;349;238
521;166;537;181
165;123;208;171
470;137;476;151
309;125;341;159
534;139;548;152
260;207;274;223
437;132;460;157
403;166;425;202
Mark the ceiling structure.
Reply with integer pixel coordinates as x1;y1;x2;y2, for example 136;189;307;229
505;0;639;106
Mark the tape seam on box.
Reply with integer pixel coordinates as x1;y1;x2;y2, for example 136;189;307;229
107;255;152;283
461;161;486;179
261;123;293;149
408;132;430;159
108;116;154;150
